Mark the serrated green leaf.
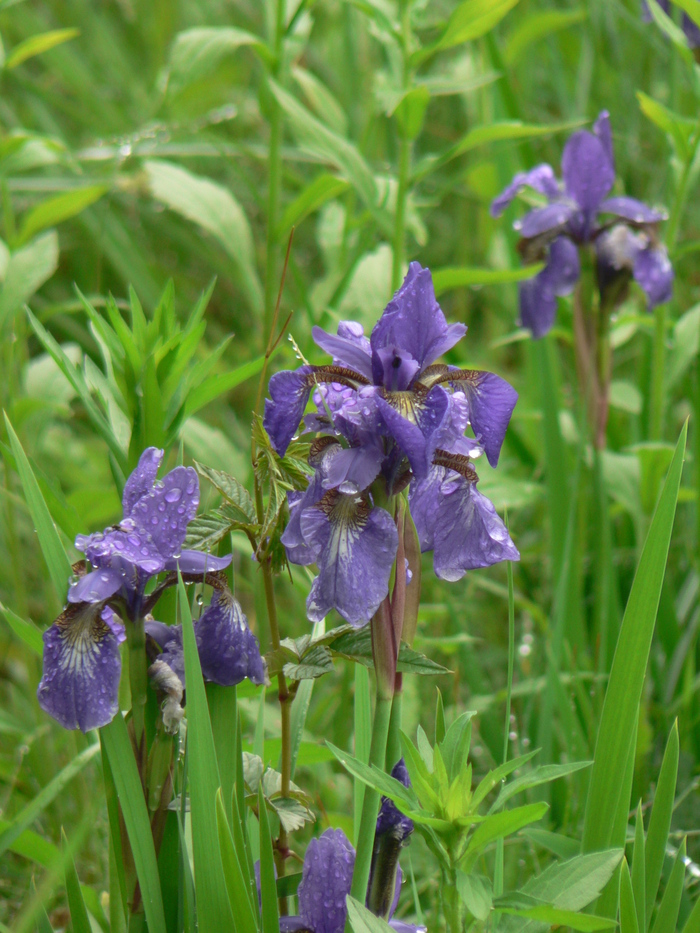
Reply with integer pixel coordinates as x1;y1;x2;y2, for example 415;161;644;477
283;645;335;681
329;626;449;674
582;424;687;853
5;28;79;68
195;461;256;521
184;505;258;550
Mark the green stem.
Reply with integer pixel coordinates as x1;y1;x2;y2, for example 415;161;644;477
666;121;700;252
347;693;393;913
649;303;667;441
263;0;287;342
127;617;148;769
443;868;463;933
386;687;403;771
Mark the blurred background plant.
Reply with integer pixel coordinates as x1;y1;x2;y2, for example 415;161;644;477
1;0;699;929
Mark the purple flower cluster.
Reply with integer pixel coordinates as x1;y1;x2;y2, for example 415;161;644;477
264;263;519;627
37;448;263;733
491;112;673;337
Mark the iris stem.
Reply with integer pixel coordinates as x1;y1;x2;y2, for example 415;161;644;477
386;686;403;771
347;692;393;919
649;303;667;441
127;617;148;771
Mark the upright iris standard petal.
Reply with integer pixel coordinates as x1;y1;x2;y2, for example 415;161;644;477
264;365;315;455
122;447;163;515
195;587;266;686
431;469;520;581
312;323;373;380
297;829;355;933
450;371;518;468
490;163;561;216
37;604;125;732
561;121;614;218
300;492;398;626
370;263;466;382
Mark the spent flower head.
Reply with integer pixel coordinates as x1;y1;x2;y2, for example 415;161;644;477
491;112;673;337
263;263;519;627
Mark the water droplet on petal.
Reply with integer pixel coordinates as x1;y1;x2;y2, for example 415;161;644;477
164;487;182;503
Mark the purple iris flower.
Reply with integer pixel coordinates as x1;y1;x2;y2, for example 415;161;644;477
264;264;519;624
491;112;673;337
278;828;425;933
36;448;233;733
642;0;700;48
145;586;266;690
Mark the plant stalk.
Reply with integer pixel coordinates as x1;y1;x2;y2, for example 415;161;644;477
127;617;148;771
649;303;667;441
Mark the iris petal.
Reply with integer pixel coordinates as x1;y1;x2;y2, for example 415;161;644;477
300;492;398;626
375;386;450;480
37;604;124;732
264;366;315;455
298;829;355;933
196;588;266;686
490;163;561;216
122;447;163;516
453;371;518;468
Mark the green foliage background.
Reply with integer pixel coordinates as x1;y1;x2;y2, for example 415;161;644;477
0;0;699;928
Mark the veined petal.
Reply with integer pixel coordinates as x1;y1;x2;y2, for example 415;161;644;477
264;366;315;455
195;588;266;686
433;473;520;581
515;201;576;239
451;371;518;468
37;604;124;732
633;242;674;307
312;322;373;380
298;829;355;933
164;550;233;573
518;236;580;338
321;443;384;494
375;386;450;480
408;466;445;552
281;469;326;565
490;164;561;217
67;567;122;604
122;447;163;516
300;492;398;626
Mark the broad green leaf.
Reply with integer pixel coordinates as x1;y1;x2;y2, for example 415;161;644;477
582;424;687;852
0;821;60;868
645;722;679;927
457;872;493;920
4;414;72;604
501;850;623;933
502;906;616;931
0;743;98;859
490;761;592;812
268;80;381;221
215;790;258;933
609;380;643;415
179;574;235;933
394;86;430;141
522;828;580;860
100;717;167;933
5;28;79;68
432;264;544;295
414;0;521;62
327;741;420;810
450;120;579;159
278;174;350;236
346;896;393;932
62;829;91;933
0;231;58;327
650;838;686;933
146;160;263;313
464;803;548;856
620;860;639;933
292;66;349;136
0;602;43;655
504;9;587;64
167;26;267;95
637;91;695;160
18;185;108;245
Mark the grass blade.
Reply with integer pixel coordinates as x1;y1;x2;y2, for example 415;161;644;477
216;789;258;933
645;722;679;927
582;422;687;853
62;828;92;933
258;786;280;933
